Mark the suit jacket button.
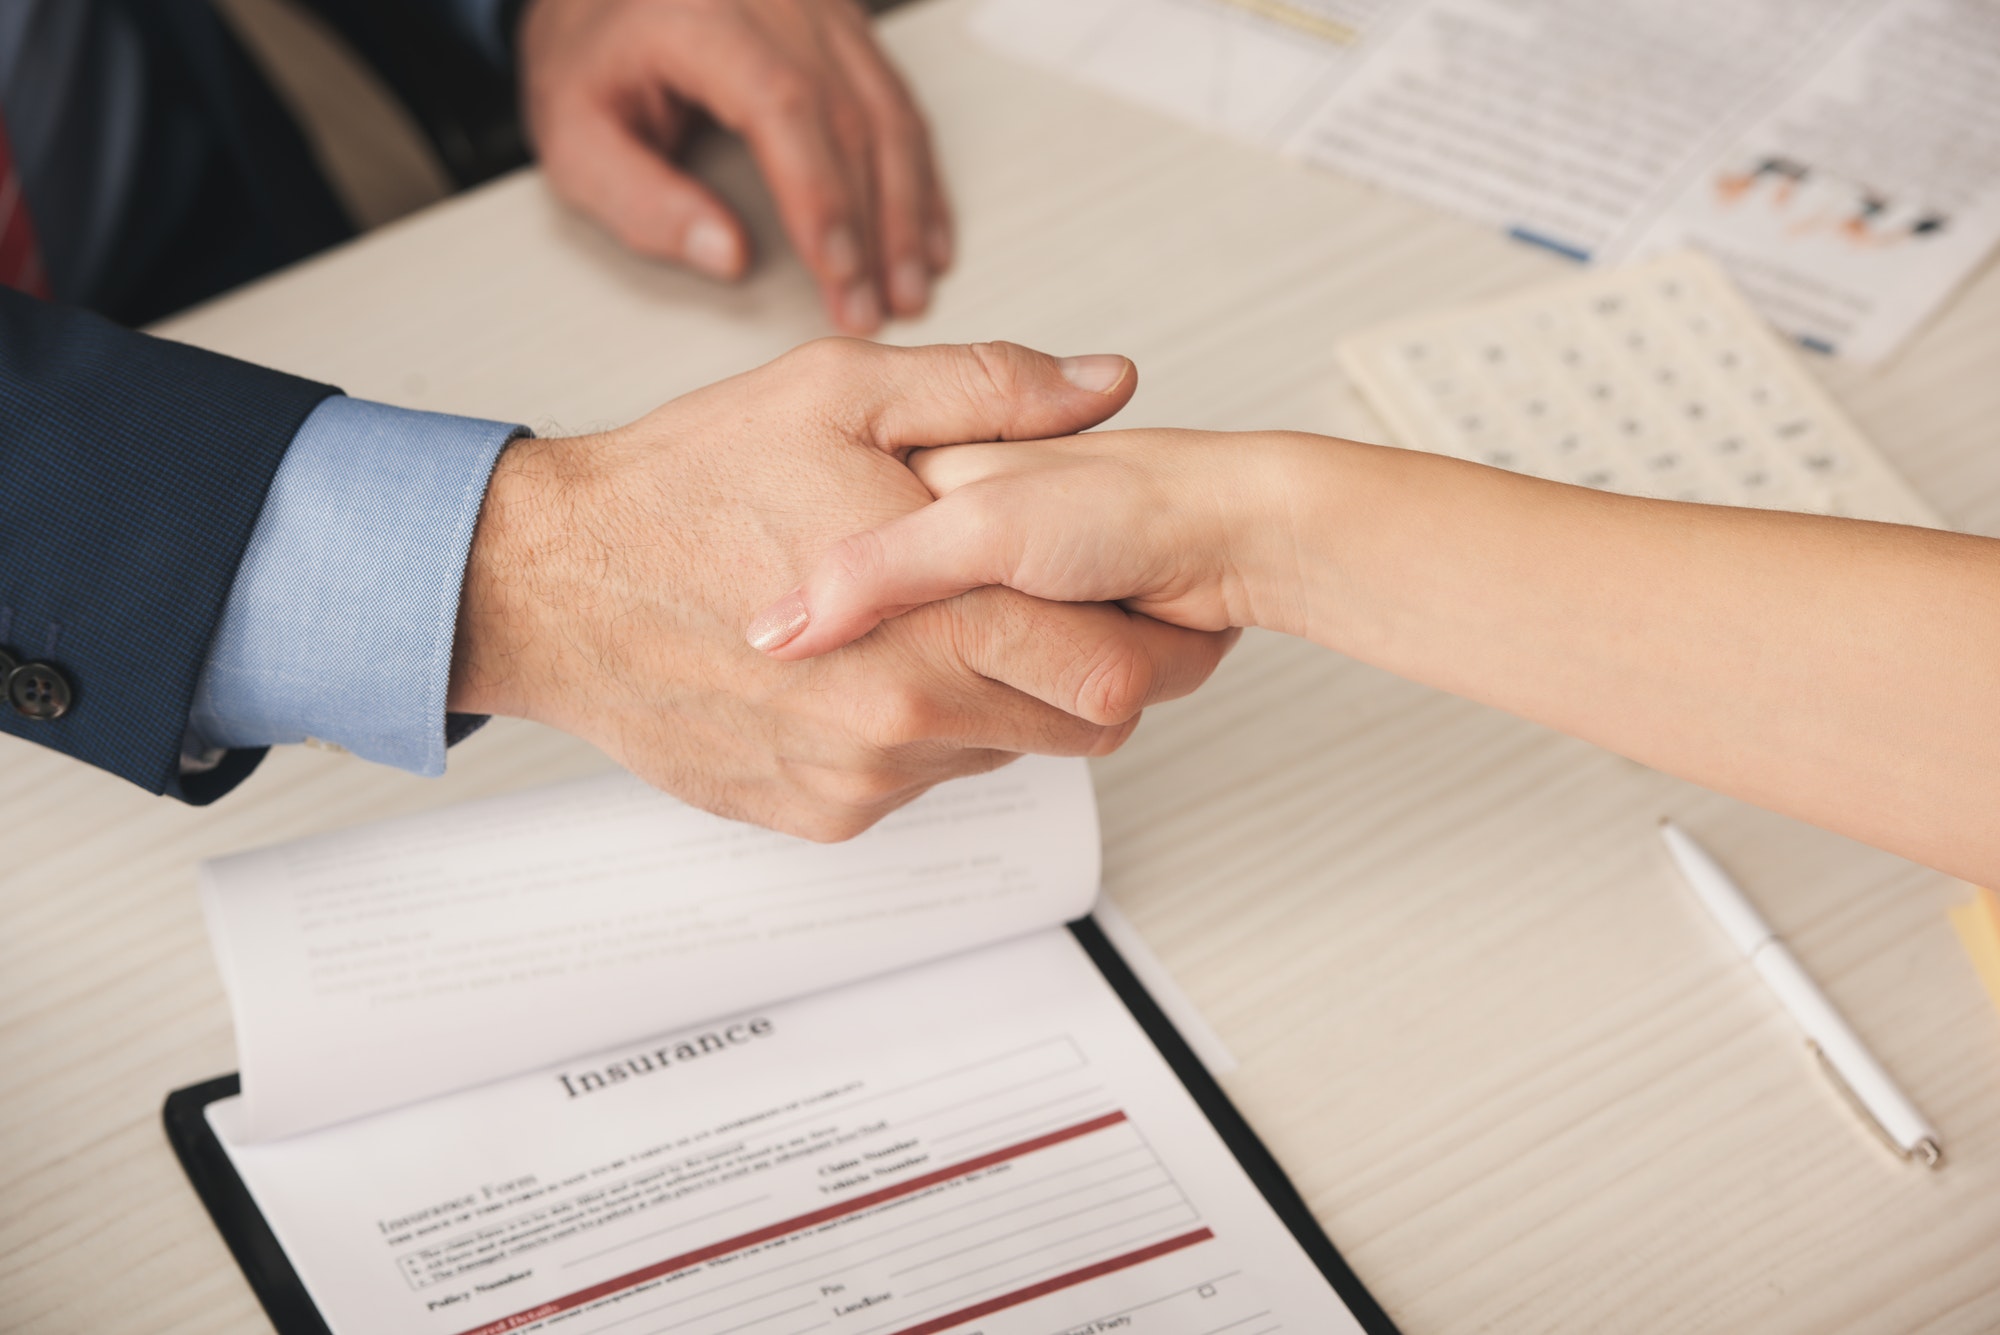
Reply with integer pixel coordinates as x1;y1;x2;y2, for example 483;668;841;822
9;662;71;720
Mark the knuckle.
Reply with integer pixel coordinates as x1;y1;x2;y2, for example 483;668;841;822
873;97;922;145
786;336;868;382
1072;639;1154;726
827;102;871;153
792;807;876;844
942;341;1033;421
956;496;1011;562
871;102;931;166
964;340;1028;394
760;67;820;121
939;583;1004;650
825;766;899;807
820;527;888;594
854;682;939;749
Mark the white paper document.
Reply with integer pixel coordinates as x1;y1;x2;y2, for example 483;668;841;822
970;0;1403;147
974;0;2000;361
1618;0;2000;360
202;757;1102;1140
210;931;1364;1335
1288;0;1866;258
187;758;1378;1334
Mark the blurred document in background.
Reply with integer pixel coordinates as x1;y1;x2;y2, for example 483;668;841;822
1617;0;2000;361
970;0;1402;146
1338;250;1943;521
975;0;2000;362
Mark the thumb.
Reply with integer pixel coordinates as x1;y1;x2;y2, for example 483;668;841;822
746;492;1018;659
539;100;751;280
813;340;1136;454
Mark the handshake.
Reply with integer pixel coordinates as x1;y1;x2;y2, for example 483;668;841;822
449;338;1237;841
454;332;2000;885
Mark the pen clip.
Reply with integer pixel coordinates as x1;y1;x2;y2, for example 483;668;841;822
1806;1040;1942;1169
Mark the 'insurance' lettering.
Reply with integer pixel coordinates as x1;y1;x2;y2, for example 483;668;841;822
556;1019;774;1099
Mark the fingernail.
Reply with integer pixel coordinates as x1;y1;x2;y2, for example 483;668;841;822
685;219;739;278
890;257;929;314
1057;354;1129;394
747;591;810;654
927;223;954;271
842;282;881;332
823;225;861;281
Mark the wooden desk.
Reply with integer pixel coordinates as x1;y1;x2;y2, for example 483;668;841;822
5;2;1999;1330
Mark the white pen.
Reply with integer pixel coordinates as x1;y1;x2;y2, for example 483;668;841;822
1660;821;1942;1168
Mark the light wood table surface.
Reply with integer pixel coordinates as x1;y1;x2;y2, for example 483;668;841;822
6;2;2000;1331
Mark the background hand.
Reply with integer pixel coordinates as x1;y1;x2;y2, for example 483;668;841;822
518;0;951;332
749;428;1312;660
449;340;1236;840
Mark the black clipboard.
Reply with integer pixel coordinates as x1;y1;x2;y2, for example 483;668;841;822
164;919;1402;1335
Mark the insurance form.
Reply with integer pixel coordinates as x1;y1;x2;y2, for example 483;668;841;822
205;929;1372;1335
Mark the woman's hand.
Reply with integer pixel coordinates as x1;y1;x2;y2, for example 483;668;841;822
747;384;2000;885
745;424;1322;659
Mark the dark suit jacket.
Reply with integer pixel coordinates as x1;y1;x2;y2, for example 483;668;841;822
0;1;356;799
2;0;529;801
0;290;338;802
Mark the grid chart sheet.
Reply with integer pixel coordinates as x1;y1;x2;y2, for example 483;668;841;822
1338;251;1942;528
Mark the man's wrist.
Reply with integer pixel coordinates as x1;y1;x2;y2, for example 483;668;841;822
449;431;591;721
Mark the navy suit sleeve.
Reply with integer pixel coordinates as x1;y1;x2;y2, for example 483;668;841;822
0;289;339;802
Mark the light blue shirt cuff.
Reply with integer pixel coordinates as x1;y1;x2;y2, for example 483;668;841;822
188;397;525;776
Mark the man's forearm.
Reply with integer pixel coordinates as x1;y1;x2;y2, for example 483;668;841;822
1292;438;2000;882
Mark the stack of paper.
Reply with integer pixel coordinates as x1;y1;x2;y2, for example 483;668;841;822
974;0;2000;362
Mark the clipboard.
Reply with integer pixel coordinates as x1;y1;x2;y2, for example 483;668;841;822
165;919;1402;1335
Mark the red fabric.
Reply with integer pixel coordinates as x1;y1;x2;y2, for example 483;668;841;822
0;109;50;299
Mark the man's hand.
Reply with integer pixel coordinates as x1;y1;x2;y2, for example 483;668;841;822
448;340;1236;840
517;0;951;333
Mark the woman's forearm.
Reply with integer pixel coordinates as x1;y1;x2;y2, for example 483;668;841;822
758;420;2000;880
1272;435;2000;883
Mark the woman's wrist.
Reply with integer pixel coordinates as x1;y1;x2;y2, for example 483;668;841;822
1215;432;1365;642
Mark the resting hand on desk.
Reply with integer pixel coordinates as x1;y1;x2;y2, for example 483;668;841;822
754;411;2000;882
446;340;1232;840
520;0;950;332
